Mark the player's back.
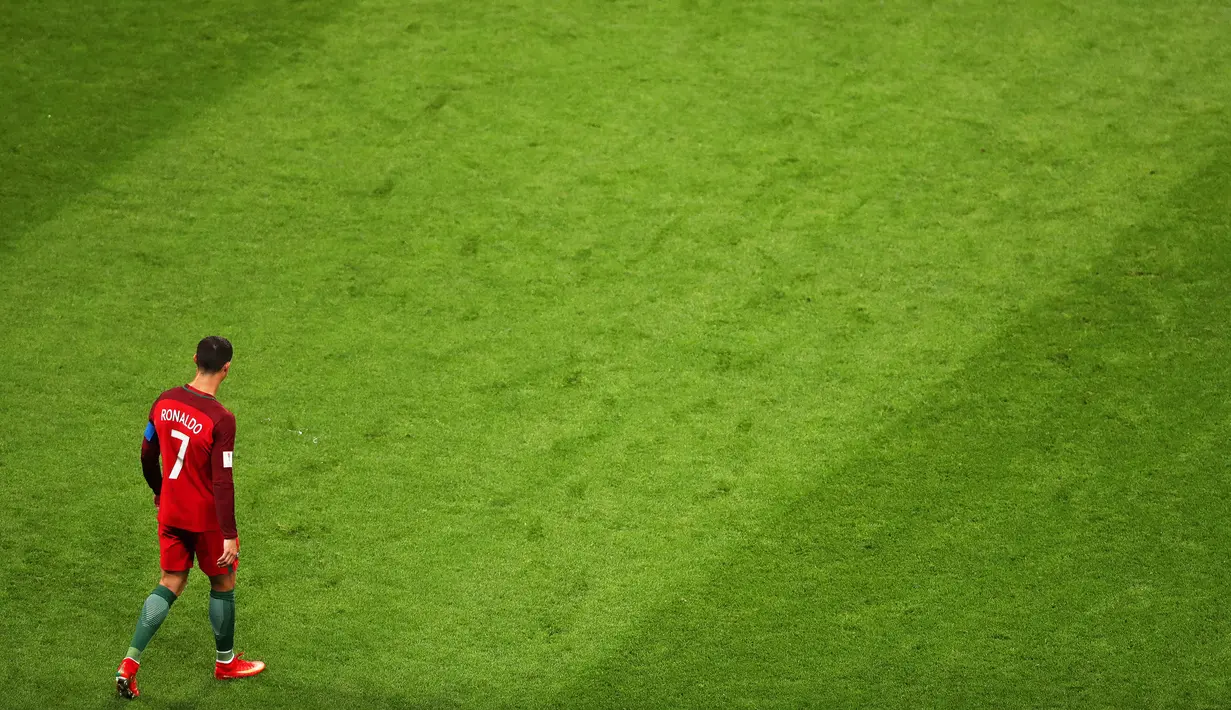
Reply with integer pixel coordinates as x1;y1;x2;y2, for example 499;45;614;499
147;385;235;532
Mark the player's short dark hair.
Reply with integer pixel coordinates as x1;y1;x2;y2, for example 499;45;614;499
196;336;233;373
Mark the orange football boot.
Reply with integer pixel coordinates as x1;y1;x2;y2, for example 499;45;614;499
115;657;140;699
215;652;266;680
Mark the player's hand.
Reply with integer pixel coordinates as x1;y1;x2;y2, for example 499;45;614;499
217;538;239;568
153;494;160;509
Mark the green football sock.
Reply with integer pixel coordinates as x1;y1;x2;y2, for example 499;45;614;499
209;589;236;663
124;585;178;664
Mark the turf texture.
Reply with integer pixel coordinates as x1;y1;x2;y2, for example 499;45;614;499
1;0;1230;707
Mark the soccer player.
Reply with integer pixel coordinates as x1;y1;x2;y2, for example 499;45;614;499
115;336;265;700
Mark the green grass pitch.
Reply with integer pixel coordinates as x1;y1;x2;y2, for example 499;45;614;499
2;0;1230;707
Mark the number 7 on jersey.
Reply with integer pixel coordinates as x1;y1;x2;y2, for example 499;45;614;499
168;429;190;479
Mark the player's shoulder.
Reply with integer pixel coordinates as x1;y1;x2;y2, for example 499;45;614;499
196;393;234;423
199;394;235;426
153;386;183;404
152;386;233;421
215;402;236;423
209;402;237;440
149;386;183;414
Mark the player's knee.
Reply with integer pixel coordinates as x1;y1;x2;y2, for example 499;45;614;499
209;571;236;593
159;571;189;596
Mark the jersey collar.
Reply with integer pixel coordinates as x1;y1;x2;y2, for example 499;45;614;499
182;384;217;400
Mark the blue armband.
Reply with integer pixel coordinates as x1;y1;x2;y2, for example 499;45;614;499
143;421;156;441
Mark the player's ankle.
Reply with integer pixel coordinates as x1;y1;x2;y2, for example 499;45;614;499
117;657;140;676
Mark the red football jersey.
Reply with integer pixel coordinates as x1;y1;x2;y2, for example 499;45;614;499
140;385;237;537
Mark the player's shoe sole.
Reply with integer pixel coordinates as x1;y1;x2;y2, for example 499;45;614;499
116;675;138;699
215;653;266;680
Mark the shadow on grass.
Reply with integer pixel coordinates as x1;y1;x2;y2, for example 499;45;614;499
90;674;464;710
548;149;1231;707
0;0;350;245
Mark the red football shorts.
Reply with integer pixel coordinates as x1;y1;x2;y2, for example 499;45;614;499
158;524;238;577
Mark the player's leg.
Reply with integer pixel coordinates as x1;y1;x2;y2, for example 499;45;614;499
208;570;237;664
124;571;187;661
116;526;192;699
197;531;266;679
